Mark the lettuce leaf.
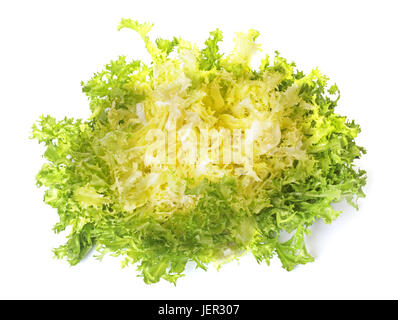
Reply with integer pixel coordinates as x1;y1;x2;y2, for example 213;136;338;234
32;19;366;284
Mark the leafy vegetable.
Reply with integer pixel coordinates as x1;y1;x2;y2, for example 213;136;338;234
32;18;366;284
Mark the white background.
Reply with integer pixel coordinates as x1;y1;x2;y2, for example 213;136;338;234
1;0;397;299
